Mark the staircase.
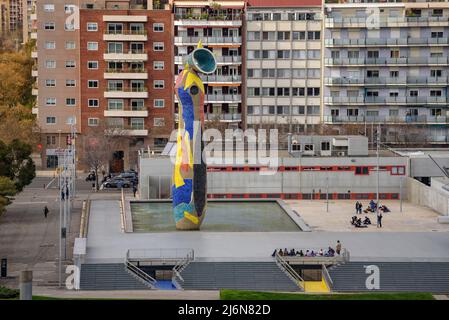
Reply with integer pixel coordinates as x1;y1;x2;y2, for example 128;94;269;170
79;263;150;290
179;261;301;291
329;262;449;293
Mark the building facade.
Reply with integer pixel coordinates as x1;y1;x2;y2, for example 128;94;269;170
246;0;322;135
0;0;23;35
323;0;449;144
172;0;245;130
33;0;173;170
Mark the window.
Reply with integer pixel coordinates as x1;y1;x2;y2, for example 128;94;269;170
391;166;405;175
107;42;123;53
64;5;76;13
277;31;290;40
153;23;164;32
44;23;55;30
153;61;164;70
46;98;56;106
131;118;145;130
65;60;76;68
367;70;379;78
430;108;442;116
43;4;55;12
131;100;144;111
46;117;56;124
262;31;276;40
355;166;369;175
431;69;442;77
321;141;330;151
277;50;290;59
431;31;443;38
153;42;164;51
66;98;76;106
45;79;56;87
390;70;399;78
107;23;123;34
45;60;56;68
367;50;379;59
409;90;419;97
88;80;99;88
154;80;164;89
304;144;314;151
87;23;98;31
88;99;99;107
88;118;99;126
65;41;76;49
389;109;399;116
45;41;56;49
292;31;305;40
87;42;98;51
108;99;124;110
154;99;165;108
430;90;442;97
65;80;76;87
154;118;165;127
307;87;320;96
46;135;56;145
307;31;320;40
88;61;98;69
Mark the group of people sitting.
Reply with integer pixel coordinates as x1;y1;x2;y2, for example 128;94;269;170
350;215;371;228
271;247;336;258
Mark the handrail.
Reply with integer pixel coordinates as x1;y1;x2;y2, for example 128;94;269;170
119;188;126;232
124;250;157;288
275;252;304;291
322;264;333;291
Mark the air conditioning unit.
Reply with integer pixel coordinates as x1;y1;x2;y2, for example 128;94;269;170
338;151;347;157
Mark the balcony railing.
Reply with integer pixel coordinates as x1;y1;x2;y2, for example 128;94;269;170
325;57;449;66
106;50;147;54
174;13;243;21
206;113;242;121
325;37;449;47
199;75;242;83
106;87;147;92
324;96;448;105
175;94;242;103
325;16;449;28
174;36;242;45
175;55;242;64
104;30;147;35
325;76;449;86
105;68;146;73
324;115;449;124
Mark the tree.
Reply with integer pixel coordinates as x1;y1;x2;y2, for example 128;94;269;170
0;139;36;192
0;176;16;214
0;104;39;147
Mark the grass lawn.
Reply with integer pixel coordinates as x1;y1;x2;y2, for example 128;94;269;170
220;290;435;300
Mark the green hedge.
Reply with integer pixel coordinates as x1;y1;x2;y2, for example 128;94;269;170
0;286;19;299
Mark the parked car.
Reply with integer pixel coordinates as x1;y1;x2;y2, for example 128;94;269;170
102;177;131;189
116;171;138;184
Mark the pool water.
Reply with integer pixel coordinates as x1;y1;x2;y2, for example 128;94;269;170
130;201;300;232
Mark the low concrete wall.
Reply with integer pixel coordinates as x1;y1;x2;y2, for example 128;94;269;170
406;177;449;216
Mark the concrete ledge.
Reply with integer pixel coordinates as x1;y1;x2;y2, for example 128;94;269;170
437;216;449;224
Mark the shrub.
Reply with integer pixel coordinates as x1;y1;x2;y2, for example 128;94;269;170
0;286;19;299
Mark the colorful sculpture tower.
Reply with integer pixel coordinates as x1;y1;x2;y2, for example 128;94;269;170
173;43;217;230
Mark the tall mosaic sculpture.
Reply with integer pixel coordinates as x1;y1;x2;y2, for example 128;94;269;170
173;43;217;230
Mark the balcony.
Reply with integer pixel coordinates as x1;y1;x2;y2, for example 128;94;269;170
30;32;37;39
103;51;147;61
325;76;449;86
104;88;148;98
31;51;37;58
323;115;449;125
324;96;448;105
175;113;242;122
174;36;242;46
103;30;147;41
32;69;38;77
174;13;242;27
325;16;449;28
175;94;242;104
325;37;449;47
103;15;148;22
104;109;149;117
30;13;37;21
325;57;449;66
32;88;38;96
175;55;242;65
104;68;148;80
199;75;242;84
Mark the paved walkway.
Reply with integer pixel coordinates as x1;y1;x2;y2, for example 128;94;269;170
85;200;449;263
32;287;219;300
288;200;449;232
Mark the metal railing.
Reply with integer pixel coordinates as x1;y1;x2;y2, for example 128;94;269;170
124;251;157;288
274;252;305;291
325;57;449;66
325;37;449;47
172;250;195;288
175;36;242;44
322;264;333;291
104;30;147;36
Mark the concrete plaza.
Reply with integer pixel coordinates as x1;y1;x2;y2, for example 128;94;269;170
85;200;449;263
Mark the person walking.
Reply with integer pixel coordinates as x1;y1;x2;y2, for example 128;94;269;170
355;202;359;214
43;206;49;218
132;185;137;198
377;212;383;228
336;240;342;255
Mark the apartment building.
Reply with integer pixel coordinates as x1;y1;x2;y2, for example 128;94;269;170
0;0;23;35
33;0;173;170
245;0;322;135
22;0;36;43
323;0;449;144
172;0;245;129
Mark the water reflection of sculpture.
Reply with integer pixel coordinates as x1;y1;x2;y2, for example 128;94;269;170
173;42;217;230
